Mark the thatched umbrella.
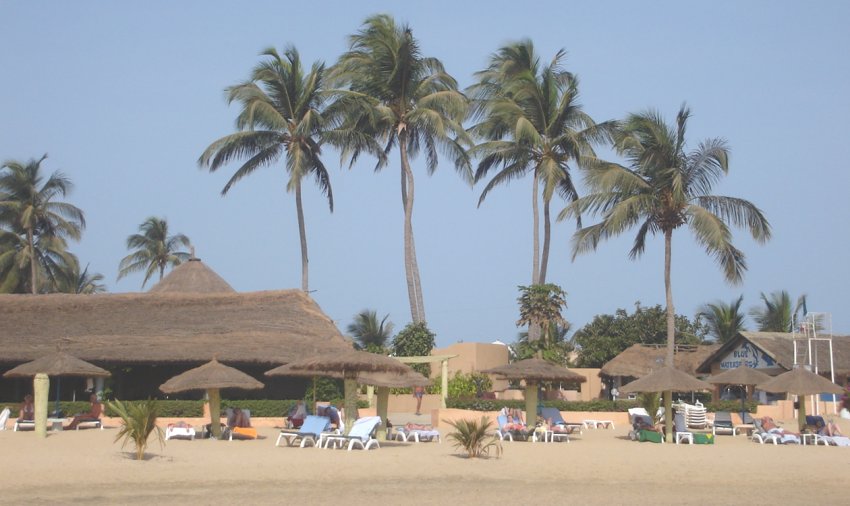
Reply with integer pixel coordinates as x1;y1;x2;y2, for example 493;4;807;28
757;367;845;431
482;358;587;428
160;358;263;439
619;365;712;394
265;349;414;433
707;365;772;421
4;351;111;435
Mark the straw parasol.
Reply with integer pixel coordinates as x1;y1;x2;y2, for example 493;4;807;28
482;358;587;427
757;367;846;431
707;365;772;421
619;365;712;394
266;349;415;433
4;351;111;419
160;358;264;439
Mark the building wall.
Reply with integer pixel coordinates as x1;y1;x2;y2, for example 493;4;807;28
430;342;510;391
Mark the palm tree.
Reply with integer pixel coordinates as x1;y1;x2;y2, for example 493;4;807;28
346;309;394;353
330;14;472;323
199;46;334;293
0;155;85;294
750;290;806;332
54;260;107;294
117;217;191;288
469;40;614;286
698;295;746;343
564;104;771;438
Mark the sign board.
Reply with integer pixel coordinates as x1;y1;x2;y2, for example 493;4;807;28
719;341;777;370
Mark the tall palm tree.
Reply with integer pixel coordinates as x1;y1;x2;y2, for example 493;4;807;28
750;290;806;332
117;217;191;288
346;309;394;353
469;40;614;286
54;260;107;294
698;295;746;343
199;46;335;292
330;14;472;323
564;104;771;438
0;155;85;294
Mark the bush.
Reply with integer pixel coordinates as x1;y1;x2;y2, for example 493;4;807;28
447;398;640;412
444;416;501;458
446;371;492;399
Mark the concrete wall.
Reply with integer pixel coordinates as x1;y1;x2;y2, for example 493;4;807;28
431;342;510;391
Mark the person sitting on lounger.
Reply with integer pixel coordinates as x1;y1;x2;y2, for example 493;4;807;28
66;394;102;430
317;404;341;429
503;408;526;431
230;408;251;428
405;422;431;431
761;416;799;436
287;401;307;429
815;418;843;437
18;394;34;422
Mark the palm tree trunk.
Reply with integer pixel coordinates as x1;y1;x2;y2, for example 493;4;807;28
664;228;674;442
528;173;541;341
400;132;425;322
539;197;551;284
27;228;37;294
295;180;309;292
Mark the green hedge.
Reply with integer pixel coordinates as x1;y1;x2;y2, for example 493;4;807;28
446;398;756;413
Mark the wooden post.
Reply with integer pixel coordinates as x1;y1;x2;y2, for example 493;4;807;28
441;359;449;409
525;382;538;431
376;386;390;440
343;376;358;435
797;394;807;432
208;388;221;439
663;390;673;442
34;373;48;438
366;385;375;407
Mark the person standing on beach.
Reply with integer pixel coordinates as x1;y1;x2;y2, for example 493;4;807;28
414;386;425;415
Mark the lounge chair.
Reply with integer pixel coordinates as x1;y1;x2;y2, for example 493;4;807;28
495;414;530;441
14;418;35;431
539;407;583;436
223;408;257;440
165;422;196;440
712;411;734;436
751;418;799;445
816;435;850;447
322;416;382;451
673;412;693;445
276;415;332;448
628;407;662;442
0;408;9;430
394;424;441;443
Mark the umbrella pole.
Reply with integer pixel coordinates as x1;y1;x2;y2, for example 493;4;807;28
376;386;389;440
798;394;806;432
663;390;673;442
208;388;221;439
525;382;538;435
34;373;49;438
343;377;357;435
55;376;61;417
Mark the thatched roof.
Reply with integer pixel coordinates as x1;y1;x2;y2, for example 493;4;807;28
3;351;111;378
706;365;772;386
601;343;720;378
0;290;351;365
619;366;713;394
757;367;845;396
160;359;264;393
695;332;850;375
482;358;587;383
266;349;413;377
149;258;235;293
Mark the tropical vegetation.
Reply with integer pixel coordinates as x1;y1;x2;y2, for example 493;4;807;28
444;416;501;458
699;295;746;343
347;309;394;353
392;321;436;376
750;290;807;332
117;217;191;288
108;399;164;461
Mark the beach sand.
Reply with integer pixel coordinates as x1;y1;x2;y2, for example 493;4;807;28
2;418;847;505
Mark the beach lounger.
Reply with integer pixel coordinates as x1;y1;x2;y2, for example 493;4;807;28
712;411;734;436
674;412;693;445
751;418;799;445
495;414;530;441
395;425;441;443
14;419;35;431
0;408;9;430
73;418;103;430
539;407;583;436
165;422;196;440
276;415;332;448
322;416;382;451
628;408;661;441
816;435;850;447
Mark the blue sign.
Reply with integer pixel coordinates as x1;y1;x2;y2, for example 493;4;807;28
719;342;776;370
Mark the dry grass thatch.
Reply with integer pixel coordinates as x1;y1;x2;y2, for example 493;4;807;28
148;258;236;294
160;359;264;393
266;349;413;377
706;365;772;386
619;365;713;394
757;366;845;395
0;290;351;366
482;358;587;383
696;332;850;375
3;351;111;378
264;362;430;388
601;343;719;378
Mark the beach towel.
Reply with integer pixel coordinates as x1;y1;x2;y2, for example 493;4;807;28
639;430;663;443
693;433;714;445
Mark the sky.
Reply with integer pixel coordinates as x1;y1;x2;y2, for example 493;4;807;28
2;1;849;348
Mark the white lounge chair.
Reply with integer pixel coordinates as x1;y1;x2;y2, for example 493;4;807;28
323;416;382;451
751;418;798;445
674;412;693;445
276;415;332;448
165;422;196;440
0;408;10;430
395;425;441;443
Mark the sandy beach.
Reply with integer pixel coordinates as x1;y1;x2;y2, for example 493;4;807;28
2;416;848;505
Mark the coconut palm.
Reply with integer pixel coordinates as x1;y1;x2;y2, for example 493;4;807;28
346;309;394;353
117;217;191;288
750;290;806;332
698;295;746;343
0;155;85;294
469;40;614;286
54;260;107;294
563;104;771;438
108;399;164;461
330;14;472;323
199;46;335;293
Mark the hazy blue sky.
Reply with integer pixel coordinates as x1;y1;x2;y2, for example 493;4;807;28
2;1;848;347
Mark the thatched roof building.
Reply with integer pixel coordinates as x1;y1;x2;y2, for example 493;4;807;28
0;289;350;366
148;257;236;294
600;343;720;378
695;331;850;377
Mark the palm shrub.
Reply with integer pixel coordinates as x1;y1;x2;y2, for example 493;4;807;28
109;399;164;460
637;392;661;422
444;416;502;459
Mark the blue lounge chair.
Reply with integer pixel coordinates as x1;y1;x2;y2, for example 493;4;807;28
275;415;332;448
539;407;583;435
322;416;382;451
